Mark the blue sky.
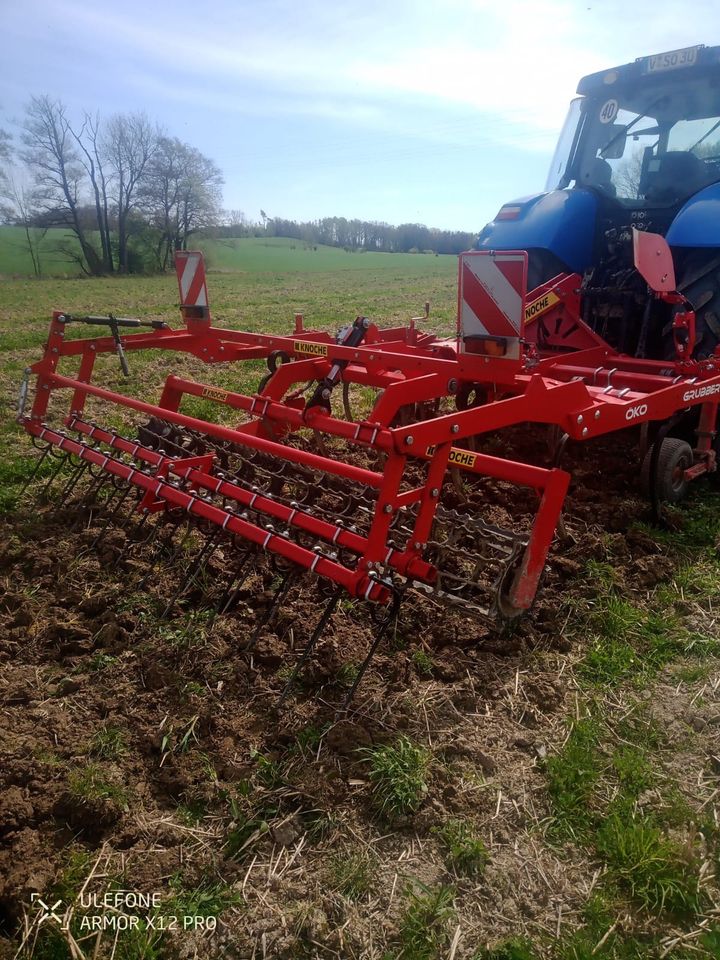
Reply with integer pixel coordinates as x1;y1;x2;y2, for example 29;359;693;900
1;0;718;231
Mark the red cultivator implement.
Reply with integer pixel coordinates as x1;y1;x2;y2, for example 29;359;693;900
17;235;720;702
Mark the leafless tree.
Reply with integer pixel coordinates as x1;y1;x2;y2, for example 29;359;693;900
69;112;113;272
20;95;103;274
104;113;158;272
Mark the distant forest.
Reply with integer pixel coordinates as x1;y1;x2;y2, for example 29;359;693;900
218;212;476;257
0;95;476;276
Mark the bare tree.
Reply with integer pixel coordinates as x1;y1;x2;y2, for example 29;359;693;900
104;113;158;272
20;95;103;274
70;112;113;272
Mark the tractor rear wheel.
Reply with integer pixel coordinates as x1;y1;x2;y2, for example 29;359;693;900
640;437;694;503
664;252;720;359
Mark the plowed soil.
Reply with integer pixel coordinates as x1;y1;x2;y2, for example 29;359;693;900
3;419;717;960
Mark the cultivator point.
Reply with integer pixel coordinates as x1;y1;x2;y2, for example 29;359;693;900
18;237;720;699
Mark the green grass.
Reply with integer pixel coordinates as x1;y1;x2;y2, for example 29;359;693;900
473;938;538;960
67;762;129;806
329;849;378;900
162;874;241;919
393;883;455;960
361;736;430;818
0;226;459;278
88;724;126;760
435;819;489;877
545;704;712;918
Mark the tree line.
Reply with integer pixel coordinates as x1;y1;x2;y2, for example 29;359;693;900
0;97;476;276
0;96;223;275
219;211;475;255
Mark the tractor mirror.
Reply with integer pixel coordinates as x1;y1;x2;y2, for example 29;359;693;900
632;228;676;293
599;126;626;160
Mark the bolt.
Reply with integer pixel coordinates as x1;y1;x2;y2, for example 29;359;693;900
594;410;600;420
582;427;588;437
577;414;583;424
431;487;439;497
447;378;458;393
414;541;422;550
383;504;393;514
405;436;414;446
451;424;459;434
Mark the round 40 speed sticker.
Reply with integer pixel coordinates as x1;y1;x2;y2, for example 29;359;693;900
599;99;619;123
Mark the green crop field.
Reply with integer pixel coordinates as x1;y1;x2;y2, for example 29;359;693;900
0;226;458;278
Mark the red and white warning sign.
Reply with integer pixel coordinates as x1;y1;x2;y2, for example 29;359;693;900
175;251;209;310
458;251;527;359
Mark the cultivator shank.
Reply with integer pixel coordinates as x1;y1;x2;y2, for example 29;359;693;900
18;239;720;655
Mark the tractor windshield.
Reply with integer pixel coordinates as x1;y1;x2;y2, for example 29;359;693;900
548;71;720;206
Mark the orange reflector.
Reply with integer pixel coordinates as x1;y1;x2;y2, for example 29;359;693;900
464;336;508;357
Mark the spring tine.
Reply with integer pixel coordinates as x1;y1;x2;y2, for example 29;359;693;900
161;530;221;618
247;567;296;651
90;484;133;549
39;454;69;500
137;516;188;589
339;591;402;713
68;471;108;529
277;586;343;707
56;458;89;503
208;549;254;628
114;509;151;565
20;444;52;497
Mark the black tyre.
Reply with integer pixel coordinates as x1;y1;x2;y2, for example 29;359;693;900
640;437;693;503
665;252;720;359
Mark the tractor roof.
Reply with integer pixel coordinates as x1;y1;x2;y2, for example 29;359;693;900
577;44;720;97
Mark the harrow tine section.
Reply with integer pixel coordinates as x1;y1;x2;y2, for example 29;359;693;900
161;529;222;618
247;566;297;651
277;586;343;707
114;508;152;565
209;548;255;626
339;590;403;712
137;514;188;589
90;484;134;549
55;460;90;511
39;452;69;501
20;443;52;497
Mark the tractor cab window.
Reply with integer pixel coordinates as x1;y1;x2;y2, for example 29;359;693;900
566;78;720;205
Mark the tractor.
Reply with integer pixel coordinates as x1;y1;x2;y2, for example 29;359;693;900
16;46;720;691
478;43;720;363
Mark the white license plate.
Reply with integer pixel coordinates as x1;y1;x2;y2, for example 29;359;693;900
646;46;700;73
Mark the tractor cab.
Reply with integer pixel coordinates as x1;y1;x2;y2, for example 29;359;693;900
478;44;720;360
548;45;720;214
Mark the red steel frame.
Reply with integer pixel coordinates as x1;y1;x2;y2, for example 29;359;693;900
20;245;720;617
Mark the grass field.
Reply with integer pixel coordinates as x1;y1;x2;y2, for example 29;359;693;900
0;255;719;959
0;226;456;278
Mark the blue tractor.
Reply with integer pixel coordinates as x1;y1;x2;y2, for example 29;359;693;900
478;44;720;360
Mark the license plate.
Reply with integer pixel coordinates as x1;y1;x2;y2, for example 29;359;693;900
646;46;700;73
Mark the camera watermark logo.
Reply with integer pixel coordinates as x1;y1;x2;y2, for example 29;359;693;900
30;894;65;928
